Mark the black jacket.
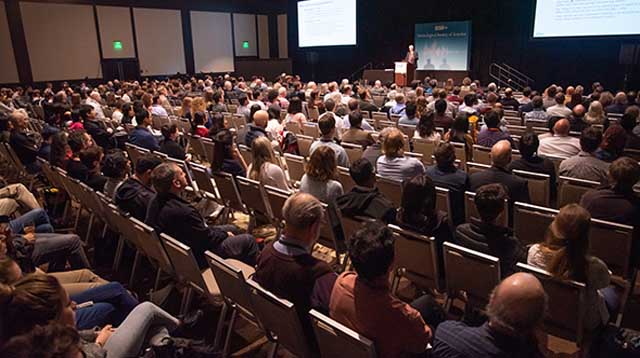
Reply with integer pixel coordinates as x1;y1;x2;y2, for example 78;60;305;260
9;130;38;166
336;186;396;224
455;220;526;278
114;177;154;220
84;120;113;149
244;125;268;148
469;166;530;204
145;192;228;267
159;139;186;160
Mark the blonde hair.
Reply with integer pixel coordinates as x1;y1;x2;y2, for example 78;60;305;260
180;96;193;117
191;97;207;118
249;137;279;181
382;128;405;157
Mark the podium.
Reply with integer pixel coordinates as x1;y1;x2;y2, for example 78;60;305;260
395;61;416;87
394;62;407;87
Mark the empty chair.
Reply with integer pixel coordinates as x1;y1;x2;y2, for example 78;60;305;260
235;176;271;230
443;242;501;312
297;134;315;157
247;279;313;358
263;185;292;231
238;144;253;166
435;186;453;228
285;121;302;134
397;124;415;138
516;263;587;348
130;218;175;290
513;170;551;207
589;219;634;279
211;171;246;213
376;175;403;208
412;138;436;165
302;123;320;138
310;309;377;358
451;142;467;166
125;142;149;168
389;224;442;294
307;107;320;121
187;135;209;162
557;176;600;208
513;202;556;247
189;162;218;197
284;153;306;184
465;191;508;227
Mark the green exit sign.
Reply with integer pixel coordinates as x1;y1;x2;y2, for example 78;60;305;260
242;41;249;49
113;41;123;51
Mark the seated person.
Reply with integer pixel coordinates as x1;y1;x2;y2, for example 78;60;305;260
101;150;130;198
244;109;269;148
425;142;469;225
309;112;350;168
455;184;525;278
5;207;53;234
507;131;556;194
9;110;41;173
129;109;160;151
477;110;512;148
247;136;290;191
145;163;259;268
398;101;419;126
300;146;344;204
336;158;396;224
0;275;210;357
192;111;209;137
376;128;425;182
254;193;337;345
115;155;162;220
538;119;581;158
558;126;610;184
159;124;186;160
527;204;618;332
433;273;547;357
414;112;441;144
470;140;530;204
0;181;40;217
330;223;440;358
341;111;375;147
78;146;108;192
211;129;247;177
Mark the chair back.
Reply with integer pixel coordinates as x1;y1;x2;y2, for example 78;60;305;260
236;176;272;218
589;219;633;278
451;142;467;165
516;263;586;345
297;135;315;157
389;224;442;291
342;142;363;164
201;138;215;163
472;145;492;165
302;123;320;138
211;171;246;213
513;202;556;246
376;175;403;208
412;138;436;165
264;185;292;225
284;153;306;183
465;162;491;176
465;191;508;227
237;144;253;166
125;143;149;168
205;251;255;316
557;176;600;208
513;170;551;207
160;233;208;293
187;135;208;162
189;162;217;196
308;107;320;121
443;242;500;309
337;166;356;193
397;124;415;138
285;121;302;134
130;218;174;275
247;279;313;358
310;310;377;358
435;186;453;226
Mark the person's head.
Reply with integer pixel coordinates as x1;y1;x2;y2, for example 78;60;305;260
434;142;456;170
78;105;95;121
267;89;278;103
587;100;604;119
620;112;638;132
434;99;447;115
408;44;414;51
253;109;268;129
490;140;512;168
600;125;627;158
417;112;436;138
348;223;395;282
193;111;206;127
211;129;235;171
532;96;543;109
135;109;151;127
0;323;83;358
484;110;501;129
348;111;364;129
101;150;130;179
324;98;336;113
399;174;437;222
305;146;337;182
546;85;557;98
608;157;640;193
474;184;507;224
405;102;417;118
625;105;640;120
151;162;188;195
486;273;547;337
452;113;470;134
395;93;405;104
79;146;104;172
9;110;28;130
0;256;22;284
288;97;303;114
161;123;179;141
579;126;602;154
518;131;540;160
67;130;91;155
318;112;336;137
133;154;163;185
554;92;565;105
212;90;222;104
544;204;592;282
0;274;75;342
349;158;376;188
282;192;324;246
614;91;627;105
249;136;278;180
553;118;570;136
381;128;405;157
209;112;226;136
463;94;476;107
573;104;585;117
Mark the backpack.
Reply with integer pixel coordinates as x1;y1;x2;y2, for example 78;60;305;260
281;132;300;155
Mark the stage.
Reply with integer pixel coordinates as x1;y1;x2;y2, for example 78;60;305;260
363;69;469;86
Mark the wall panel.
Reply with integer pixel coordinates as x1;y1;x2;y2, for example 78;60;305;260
97;6;135;59
277;14;288;59
190;11;234;73
0;1;18;83
233;13;257;57
133;7;186;76
257;14;269;59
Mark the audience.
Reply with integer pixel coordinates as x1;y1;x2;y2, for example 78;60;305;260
523;96;549;125
444;113;475;161
244;109;269;148
377;128;425;182
585;100;607;125
310;113;350;167
507;131;556;191
546;92;572;118
341;111;375;147
159;124;186;160
399;101;419;126
330;223;440;358
211;129;247;177
129;109;160;151
595;125;627;162
538;119;581;158
115;155;163;220
558;126;610;183
300;146;344;203
101;150;130;198
620;112;640;149
414;112;441;143
9;110;40;173
425;142;469;225
477;110;512;148
247;136;289;191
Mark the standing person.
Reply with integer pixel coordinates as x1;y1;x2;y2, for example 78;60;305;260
404;44;419;83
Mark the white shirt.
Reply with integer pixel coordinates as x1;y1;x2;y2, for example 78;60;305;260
151;105;169;117
85;98;105;119
538;135;581;158
546;104;572;118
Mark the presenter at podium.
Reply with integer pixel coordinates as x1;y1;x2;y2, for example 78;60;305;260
404;44;418;84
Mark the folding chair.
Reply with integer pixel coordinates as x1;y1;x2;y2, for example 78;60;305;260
557;176;600;208
389;224;442;294
451;142;467;166
513;170;551;207
264;185;292;234
125;143;149;169
246;279;313;358
465;162;491;176
201;137;215;164
238;144;253;166
130;218;175;291
189;162;218;197
285;121;302;134
442;242;501;313
317;203;347;271
513;202;556;247
472;145;492;165
337;166;356;193
412;138;436;165
397;124;415;138
187;135;209;162
205;251;258;356
235;176;272;231
296;135;315;158
284;153;306;184
302;123;320;138
465;191;508;227
376;175;403;208
307;107;320;121
435;186;453;229
211;171;246;215
310;310;377;358
342;142;363;164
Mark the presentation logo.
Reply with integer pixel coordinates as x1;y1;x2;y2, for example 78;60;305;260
435;25;448;31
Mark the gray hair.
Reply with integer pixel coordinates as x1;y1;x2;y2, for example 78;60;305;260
282;192;324;230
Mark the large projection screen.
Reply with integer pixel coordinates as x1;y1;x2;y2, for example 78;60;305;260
533;0;640;38
21;2;102;81
297;0;356;48
134;8;186;76
191;11;234;73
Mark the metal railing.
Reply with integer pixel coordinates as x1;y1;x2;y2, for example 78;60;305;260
489;63;534;91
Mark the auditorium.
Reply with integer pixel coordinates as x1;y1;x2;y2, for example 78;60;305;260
1;0;640;356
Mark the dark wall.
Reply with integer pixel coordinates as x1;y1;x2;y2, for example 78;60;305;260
287;0;640;91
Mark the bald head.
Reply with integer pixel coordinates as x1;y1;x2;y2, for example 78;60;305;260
490;140;512;168
253;110;269;128
573;104;585;116
487;273;547;335
553;118;570;136
9;110;28;129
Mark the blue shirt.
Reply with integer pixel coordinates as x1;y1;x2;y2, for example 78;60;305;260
398;115;419;126
129;126;160;151
390;104;406;115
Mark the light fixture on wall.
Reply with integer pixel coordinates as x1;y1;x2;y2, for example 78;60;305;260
113;41;123;51
242;41;249;49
